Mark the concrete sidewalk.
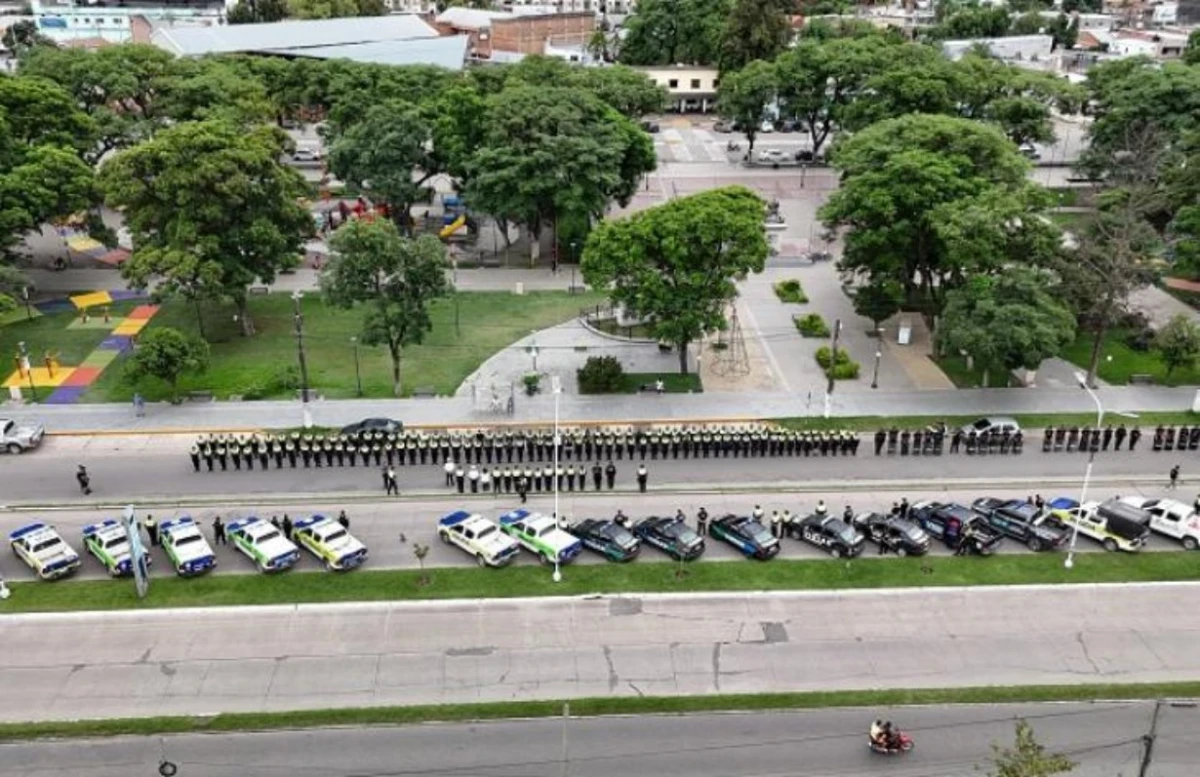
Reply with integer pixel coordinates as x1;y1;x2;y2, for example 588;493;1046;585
3;385;1196;433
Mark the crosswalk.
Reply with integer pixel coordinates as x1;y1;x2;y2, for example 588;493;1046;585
655;128;732;163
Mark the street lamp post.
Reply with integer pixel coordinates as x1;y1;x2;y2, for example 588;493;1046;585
551;375;562;583
350;336;362;397
1065;371;1102;570
17;341;36;403
871;349;882;390
292;291;313;429
22;286;33;321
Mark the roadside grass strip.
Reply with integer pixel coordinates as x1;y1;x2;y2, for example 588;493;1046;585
2;682;1199;742
6;552;1200;614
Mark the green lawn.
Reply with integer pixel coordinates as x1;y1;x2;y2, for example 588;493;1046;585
2;681;1196;741
1061;327;1200;387
7;551;1200;615
1046;211;1092;231
64;290;603;401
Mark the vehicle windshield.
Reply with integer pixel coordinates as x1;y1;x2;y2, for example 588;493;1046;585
323;529;347;543
663;521;700;544
104;536;125;549
2;421;13;434
258;530;281;543
477;526;496;540
972;419;990;430
32;538;61;553
902;526;926;542
746;523;774;543
832;523;859;544
175;534;201;547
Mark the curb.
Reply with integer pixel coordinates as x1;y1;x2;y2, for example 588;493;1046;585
0;473;1179;512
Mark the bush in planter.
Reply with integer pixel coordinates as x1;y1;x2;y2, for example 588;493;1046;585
825;360;860;380
814;346;852;369
577;355;625;393
773;279;808;303
795;313;830;338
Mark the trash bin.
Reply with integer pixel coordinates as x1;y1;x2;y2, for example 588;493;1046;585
897;319;912;346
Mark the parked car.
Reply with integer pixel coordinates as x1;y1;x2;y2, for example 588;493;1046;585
640;120;661;133
82;519;137;577
291;147;323;163
794;149;821;163
756;149;789;164
633;515;705;561
852;513;931;556
1018;143;1041;160
971;498;1070;552
960;417;1021;437
437;510;519;567
0;418;45;454
499;509;583;565
1119;496;1200;549
227;517;301;573
776;118;798;133
790;514;865;558
759;120;775;133
713;119;733;133
1047;497;1149;553
708;514;780;560
9;523;80;580
570;518;641;562
340;418;403;436
292;514;368;571
159;517;218;576
909;501;1004;555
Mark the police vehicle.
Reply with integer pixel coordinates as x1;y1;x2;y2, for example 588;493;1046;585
9;522;81;580
1048;498;1148;553
971;497;1069;552
292;515;369;571
160;517;218;576
633;515;706;561
499;509;583;565
708;514;780;559
852;512;931;556
570;518;641;562
438;510;520;567
82;519;139;577
909;501;1004;555
791;514;865;558
227;517;300;573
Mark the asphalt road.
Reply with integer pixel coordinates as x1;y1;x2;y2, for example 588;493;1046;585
5;702;1193;777
3;586;1200;722
0;483;1189;582
2;432;1193;505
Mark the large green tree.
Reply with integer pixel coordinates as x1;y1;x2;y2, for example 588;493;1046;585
326;100;438;234
156;58;275;126
466;85;655;260
0;76;97;260
618;0;731;66
322;218;450;396
581;186;768;374
101;121;312;337
717;60;778;158
124;327;210;402
718;0;793;74
227;0;289;23
938;267;1076;386
819;114;1051;318
1156;314;1200;378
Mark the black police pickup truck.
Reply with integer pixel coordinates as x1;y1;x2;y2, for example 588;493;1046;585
971;498;1070;552
909;501;1004;555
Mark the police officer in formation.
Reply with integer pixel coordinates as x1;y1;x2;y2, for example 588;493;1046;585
191;423;863;473
1039;423;1189;454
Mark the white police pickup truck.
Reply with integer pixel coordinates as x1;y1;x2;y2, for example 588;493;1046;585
227;517;300;573
160;517;218;576
438;510;519;567
499;508;583;565
9;522;81;580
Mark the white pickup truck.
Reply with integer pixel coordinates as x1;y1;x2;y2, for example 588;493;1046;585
438;510;519;567
1120;496;1200;549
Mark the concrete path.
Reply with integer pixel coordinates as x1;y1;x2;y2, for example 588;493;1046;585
2;584;1197;722
2;702;1172;777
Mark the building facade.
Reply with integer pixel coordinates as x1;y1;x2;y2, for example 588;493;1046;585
634;65;719;113
30;0;224;44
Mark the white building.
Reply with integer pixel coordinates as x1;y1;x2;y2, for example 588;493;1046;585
633;65;719;113
29;0;225;45
942;34;1055;63
1037;10;1118;30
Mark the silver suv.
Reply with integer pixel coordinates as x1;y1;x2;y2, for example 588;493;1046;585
0;418;45;454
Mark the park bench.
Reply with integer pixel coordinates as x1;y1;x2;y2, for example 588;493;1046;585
413;387;437;397
1128;374;1156;385
186;390;214;402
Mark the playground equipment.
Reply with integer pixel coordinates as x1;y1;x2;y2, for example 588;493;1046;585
439;214;467;239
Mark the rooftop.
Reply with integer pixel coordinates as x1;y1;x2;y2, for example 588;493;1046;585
278;35;470;69
435;7;513;30
151;14;439;56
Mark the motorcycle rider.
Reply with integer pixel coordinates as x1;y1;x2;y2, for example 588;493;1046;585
870;719;886;747
883;720;898;750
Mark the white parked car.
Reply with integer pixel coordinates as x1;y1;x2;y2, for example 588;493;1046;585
291;147;323;163
9;523;81;580
757;149;789;164
759;120;775;134
292;514;368;571
1120;496;1200;549
960;416;1021;437
1;418;45;454
438;510;520;567
160;517;218;576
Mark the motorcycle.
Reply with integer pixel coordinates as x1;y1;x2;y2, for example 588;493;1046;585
868;731;914;755
726;141;741;152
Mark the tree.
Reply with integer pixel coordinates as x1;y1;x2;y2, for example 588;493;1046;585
819;114;1044;319
938;267;1075;386
573;66;668;119
466;85;655;260
985;719;1076;777
322;218;450;396
717;60;778;158
227;0;289;23
1156;314;1200;378
123;327;210;402
852;280;903;331
0;265;31;313
618;0;731;66
327;100;437;234
1186;29;1200;66
0;76;97;260
101;121;312;337
718;0;793;74
930;7;1012;40
156;58;275;126
1;20;52;56
581;187;768;374
287;0;359;17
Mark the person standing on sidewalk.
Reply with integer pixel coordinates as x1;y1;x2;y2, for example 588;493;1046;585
144;514;158;546
133;393;145;418
605;461;617;490
212;515;227;545
696;507;709;535
282;514;293;541
1170;464;1181;489
444;458;456;487
592;462;603;491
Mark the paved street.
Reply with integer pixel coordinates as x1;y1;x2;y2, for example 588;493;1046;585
1;429;1193;507
2;585;1199;722
0;481;1186;582
4;701;1188;777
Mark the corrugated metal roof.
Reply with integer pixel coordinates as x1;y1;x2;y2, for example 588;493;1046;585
151;14;438;56
272;35;469;70
435;7;511;29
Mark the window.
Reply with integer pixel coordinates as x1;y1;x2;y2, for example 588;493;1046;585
668;79;678;88
691;79;701;89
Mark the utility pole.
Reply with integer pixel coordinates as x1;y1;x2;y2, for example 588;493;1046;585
17;341;36;403
292;291;312;429
1138;698;1163;777
824;318;841;419
560;701;570;777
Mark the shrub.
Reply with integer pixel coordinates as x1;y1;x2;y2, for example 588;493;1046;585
826;360;861;380
814;346;852;369
522;373;541;396
577;355;625;393
773;279;808;304
797;313;830;338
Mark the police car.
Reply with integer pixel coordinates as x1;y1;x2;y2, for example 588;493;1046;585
9;522;81;580
633;515;706;561
708;514;780;559
160;517;218;576
293;515;368;571
82;519;139;577
438;510;520;567
791;514;865;558
227;517;300;573
499;509;583;565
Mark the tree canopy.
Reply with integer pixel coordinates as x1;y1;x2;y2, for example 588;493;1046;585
718;0;793;74
717;60;779;156
124;327;210;401
581;187;769;374
618;0;731;66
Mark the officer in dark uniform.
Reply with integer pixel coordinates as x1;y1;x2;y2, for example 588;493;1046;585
1042;427;1053;453
1191;426;1200;451
1128;426;1141;451
1077;426;1090;455
258;439;270;470
1153;425;1165;451
243;440;255;470
1113;424;1127;451
1065;427;1077;452
1013;430;1024;453
999;429;1010;455
1101;425;1114;451
1055;426;1066;451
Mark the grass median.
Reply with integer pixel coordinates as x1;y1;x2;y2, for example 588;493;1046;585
6;551;1200;614
1;681;1197;742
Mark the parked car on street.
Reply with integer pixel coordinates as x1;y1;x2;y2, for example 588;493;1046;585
499;509;583;565
756;149;789;165
713;119;733;133
852;513;931;556
9;523;80;580
633;515;705;561
1047;497;1149;552
1119;496;1200;549
790;514;865;558
293;514;368;571
0;418;45;454
160;517;218;576
570;518;641;562
438;510;519;567
909;501;1003;554
960;417;1021;437
82;519;137;577
340;418;403;436
971;498;1070;552
227;517;300;573
708;514;780;559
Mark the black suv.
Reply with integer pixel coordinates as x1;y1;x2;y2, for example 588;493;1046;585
909;501;1004;555
971;498;1070;552
852;513;931;556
